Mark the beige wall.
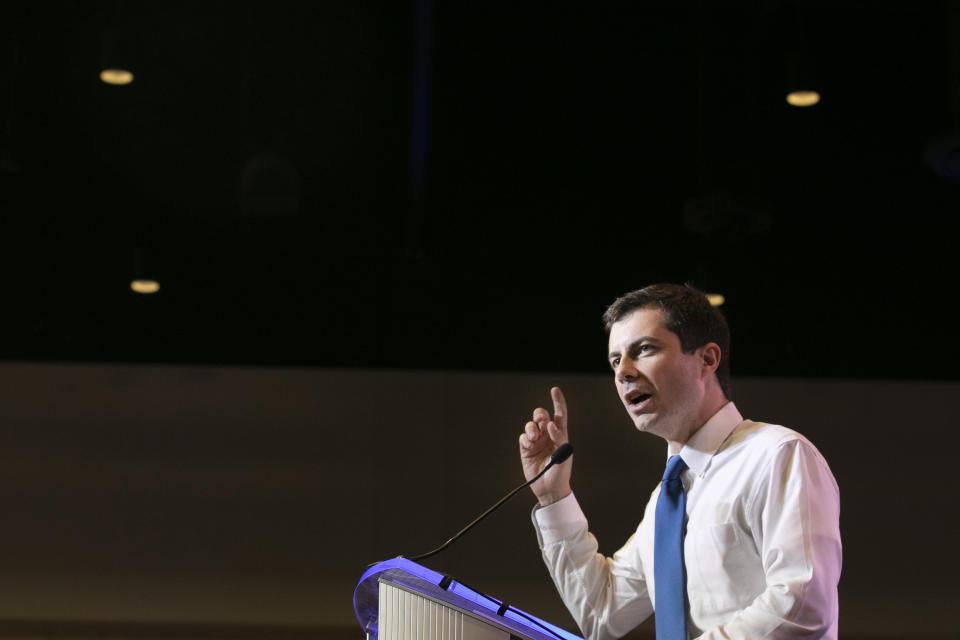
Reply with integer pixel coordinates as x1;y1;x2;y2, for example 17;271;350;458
0;363;955;638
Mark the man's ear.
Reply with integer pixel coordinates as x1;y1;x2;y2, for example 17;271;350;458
700;342;721;374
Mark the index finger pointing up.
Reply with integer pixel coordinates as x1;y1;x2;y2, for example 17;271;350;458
550;386;568;431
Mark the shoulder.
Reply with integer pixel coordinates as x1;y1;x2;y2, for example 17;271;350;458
726;419;819;456
722;420;836;483
728;421;840;509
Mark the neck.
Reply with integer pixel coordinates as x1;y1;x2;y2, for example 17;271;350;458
667;391;729;454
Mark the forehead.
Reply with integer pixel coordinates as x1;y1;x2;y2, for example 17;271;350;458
607;307;678;351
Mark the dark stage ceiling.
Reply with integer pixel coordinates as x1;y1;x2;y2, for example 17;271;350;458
0;1;957;381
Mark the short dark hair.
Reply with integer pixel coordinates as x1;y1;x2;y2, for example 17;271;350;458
602;283;731;399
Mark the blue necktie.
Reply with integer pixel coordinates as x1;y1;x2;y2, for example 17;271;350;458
654;454;689;640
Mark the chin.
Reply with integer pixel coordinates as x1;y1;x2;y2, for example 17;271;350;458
632;416;656;433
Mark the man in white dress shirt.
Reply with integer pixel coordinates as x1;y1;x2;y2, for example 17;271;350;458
518;283;841;639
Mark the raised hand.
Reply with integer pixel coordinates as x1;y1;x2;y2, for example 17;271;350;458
519;386;573;506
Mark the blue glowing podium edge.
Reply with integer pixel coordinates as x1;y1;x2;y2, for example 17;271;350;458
354;558;583;640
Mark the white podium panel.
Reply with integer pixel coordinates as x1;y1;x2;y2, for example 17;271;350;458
379;581;509;640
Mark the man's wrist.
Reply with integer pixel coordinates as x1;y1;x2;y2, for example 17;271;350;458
537;487;572;507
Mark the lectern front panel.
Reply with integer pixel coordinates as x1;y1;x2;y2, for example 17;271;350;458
379;581;509;640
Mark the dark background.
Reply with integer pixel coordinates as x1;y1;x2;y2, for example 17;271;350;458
1;1;957;381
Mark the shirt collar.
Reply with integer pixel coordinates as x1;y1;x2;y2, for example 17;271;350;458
673;401;743;477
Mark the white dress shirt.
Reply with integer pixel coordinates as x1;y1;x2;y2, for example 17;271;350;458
532;402;842;640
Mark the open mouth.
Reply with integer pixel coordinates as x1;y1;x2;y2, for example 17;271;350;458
626;392;651;406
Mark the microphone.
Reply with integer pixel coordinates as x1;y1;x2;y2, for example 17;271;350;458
405;443;573;562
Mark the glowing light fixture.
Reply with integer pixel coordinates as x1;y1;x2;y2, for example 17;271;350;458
706;293;725;307
786;90;820;107
100;68;134;85
130;279;160;294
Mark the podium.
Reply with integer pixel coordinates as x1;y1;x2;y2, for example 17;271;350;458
354;559;583;640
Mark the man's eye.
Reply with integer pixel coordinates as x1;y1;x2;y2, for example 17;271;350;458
638;344;654;354
611;357;620;368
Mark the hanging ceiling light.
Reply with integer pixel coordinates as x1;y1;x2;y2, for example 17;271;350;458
786;90;820;107
130;279;159;294
100;68;134;85
130;247;160;295
783;3;820;109
785;52;820;108
99;28;135;86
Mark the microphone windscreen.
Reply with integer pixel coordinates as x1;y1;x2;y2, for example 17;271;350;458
550;443;574;465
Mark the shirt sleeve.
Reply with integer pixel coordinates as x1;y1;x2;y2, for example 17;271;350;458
696;438;842;639
532;493;654;640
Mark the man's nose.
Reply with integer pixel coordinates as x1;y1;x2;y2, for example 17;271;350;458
616;359;637;382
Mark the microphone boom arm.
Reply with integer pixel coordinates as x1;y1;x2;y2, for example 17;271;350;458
406;443;573;562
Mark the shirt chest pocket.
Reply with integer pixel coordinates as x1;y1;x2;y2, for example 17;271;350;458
685;522;764;614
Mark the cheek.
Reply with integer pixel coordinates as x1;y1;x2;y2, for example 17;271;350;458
657;366;695;401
